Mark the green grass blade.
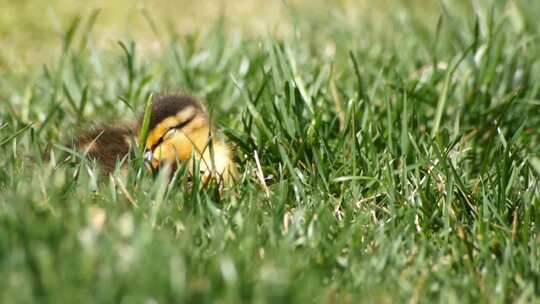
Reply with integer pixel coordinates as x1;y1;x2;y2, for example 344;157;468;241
0;122;35;148
138;93;154;154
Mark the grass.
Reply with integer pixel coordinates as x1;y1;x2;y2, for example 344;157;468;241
1;0;540;302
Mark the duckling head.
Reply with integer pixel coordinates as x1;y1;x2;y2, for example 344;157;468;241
140;94;210;169
139;94;236;184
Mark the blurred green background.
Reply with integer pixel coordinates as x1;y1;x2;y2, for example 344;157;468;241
0;0;445;71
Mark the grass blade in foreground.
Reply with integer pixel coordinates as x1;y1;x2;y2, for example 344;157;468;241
138;92;154;154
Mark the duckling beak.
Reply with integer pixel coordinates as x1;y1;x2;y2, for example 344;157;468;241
144;150;153;162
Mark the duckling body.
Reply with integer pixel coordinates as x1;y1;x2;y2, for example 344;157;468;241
74;126;132;174
74;94;236;184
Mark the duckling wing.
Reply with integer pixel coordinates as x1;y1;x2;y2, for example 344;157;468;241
75;127;132;173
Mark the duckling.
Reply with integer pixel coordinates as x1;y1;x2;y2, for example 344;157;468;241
74;93;236;184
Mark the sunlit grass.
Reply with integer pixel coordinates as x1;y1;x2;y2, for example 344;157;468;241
1;0;540;302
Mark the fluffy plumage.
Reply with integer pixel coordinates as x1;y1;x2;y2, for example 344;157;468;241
140;94;205;133
73;94;236;184
74;126;132;174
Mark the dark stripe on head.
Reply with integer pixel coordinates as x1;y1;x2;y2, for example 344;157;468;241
149;112;197;151
139;94;205;131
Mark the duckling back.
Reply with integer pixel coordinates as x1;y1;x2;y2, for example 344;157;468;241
74;126;132;174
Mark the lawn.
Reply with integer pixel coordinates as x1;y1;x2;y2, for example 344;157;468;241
1;0;540;302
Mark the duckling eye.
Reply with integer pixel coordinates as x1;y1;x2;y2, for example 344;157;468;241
161;115;196;141
149;127;180;150
150;114;196;150
163;128;177;140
